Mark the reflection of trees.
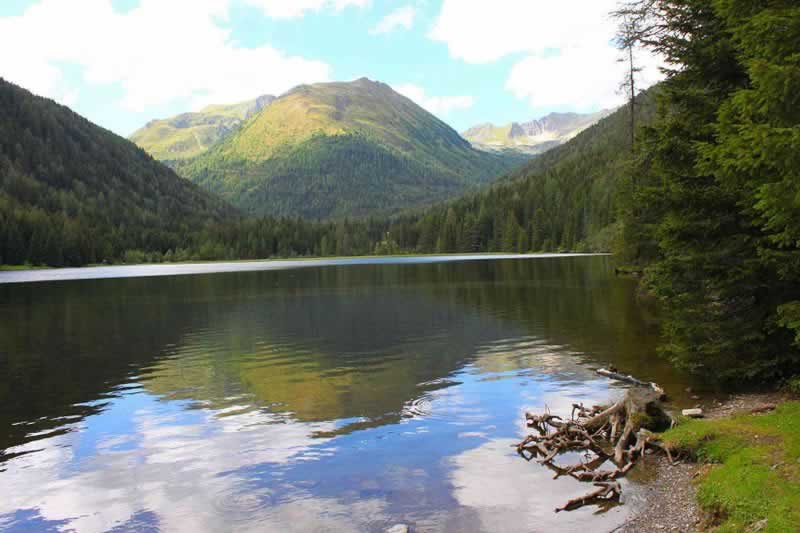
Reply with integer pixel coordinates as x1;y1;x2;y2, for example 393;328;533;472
0;277;216;455
143;285;527;427
440;257;701;394
0;257;695;456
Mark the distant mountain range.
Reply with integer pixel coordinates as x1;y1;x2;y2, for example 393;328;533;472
133;78;526;219
462;110;613;155
130;94;275;162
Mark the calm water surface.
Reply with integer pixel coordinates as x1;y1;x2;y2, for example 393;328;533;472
0;255;702;532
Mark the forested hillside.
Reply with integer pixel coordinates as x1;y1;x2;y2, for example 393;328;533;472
615;0;800;383
366;88;656;255
0;78;234;266
176;78;525;219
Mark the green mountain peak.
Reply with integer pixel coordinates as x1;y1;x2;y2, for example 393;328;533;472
175;78;525;219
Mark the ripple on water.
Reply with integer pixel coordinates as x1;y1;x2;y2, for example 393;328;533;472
210;486;272;524
402;396;434;419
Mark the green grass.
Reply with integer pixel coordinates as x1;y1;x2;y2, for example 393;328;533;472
661;402;800;531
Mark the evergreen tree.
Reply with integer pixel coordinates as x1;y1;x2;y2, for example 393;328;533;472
619;0;800;382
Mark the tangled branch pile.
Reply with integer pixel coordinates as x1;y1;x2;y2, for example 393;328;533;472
517;384;673;513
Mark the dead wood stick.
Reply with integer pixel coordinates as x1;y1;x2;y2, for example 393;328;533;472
582;400;626;431
610;412;621;442
596;368;667;399
614;409;637;465
555;481;621;513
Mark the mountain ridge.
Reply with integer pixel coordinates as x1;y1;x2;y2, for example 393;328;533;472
462;109;614;155
130;94;275;162
175;78;526;219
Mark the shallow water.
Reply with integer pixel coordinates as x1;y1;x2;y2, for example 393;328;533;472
0;255;701;532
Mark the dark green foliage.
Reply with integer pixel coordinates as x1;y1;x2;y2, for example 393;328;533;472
622;0;800;383
708;0;800;358
0;78;234;267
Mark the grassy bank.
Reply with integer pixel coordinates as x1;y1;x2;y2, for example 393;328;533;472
662;401;800;531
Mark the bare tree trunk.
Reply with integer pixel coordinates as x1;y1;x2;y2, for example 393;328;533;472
629;42;636;153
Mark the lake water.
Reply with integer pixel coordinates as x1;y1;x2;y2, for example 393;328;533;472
0;255;701;532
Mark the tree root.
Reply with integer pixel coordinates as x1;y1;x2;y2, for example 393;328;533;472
518;385;673;513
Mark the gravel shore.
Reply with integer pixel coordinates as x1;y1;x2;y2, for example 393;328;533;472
613;391;790;532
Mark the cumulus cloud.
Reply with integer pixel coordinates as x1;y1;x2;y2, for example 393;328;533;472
505;44;664;111
0;0;332;117
395;83;475;117
0;403;380;533
370;6;416;35
244;0;369;19
429;0;665;110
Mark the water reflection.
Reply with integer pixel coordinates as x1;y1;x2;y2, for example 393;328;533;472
0;256;700;531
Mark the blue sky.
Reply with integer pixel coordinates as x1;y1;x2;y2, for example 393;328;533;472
0;0;662;137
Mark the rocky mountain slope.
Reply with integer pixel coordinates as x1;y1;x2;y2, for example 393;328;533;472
462;110;613;155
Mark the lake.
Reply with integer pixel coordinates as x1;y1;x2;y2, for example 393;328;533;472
0;255;702;532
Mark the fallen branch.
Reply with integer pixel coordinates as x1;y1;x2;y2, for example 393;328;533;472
597;368;667;400
555;481;622;513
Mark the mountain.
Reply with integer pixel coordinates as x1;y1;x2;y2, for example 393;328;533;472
462;110;613;155
130;94;275;162
174;78;526;219
366;89;658;255
0;78;234;267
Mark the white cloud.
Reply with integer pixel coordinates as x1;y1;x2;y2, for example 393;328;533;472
244;0;369;19
395;83;475;116
0;0;331;120
429;0;665;110
506;44;664;111
369;6;416;35
0;403;389;533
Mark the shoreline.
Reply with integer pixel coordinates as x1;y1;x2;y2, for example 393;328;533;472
619;391;795;532
0;252;610;284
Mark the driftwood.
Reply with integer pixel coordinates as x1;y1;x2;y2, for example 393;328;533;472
596;368;667;400
556;481;622;513
517;381;673;513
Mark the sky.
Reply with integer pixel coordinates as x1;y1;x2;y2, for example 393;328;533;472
0;0;664;137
